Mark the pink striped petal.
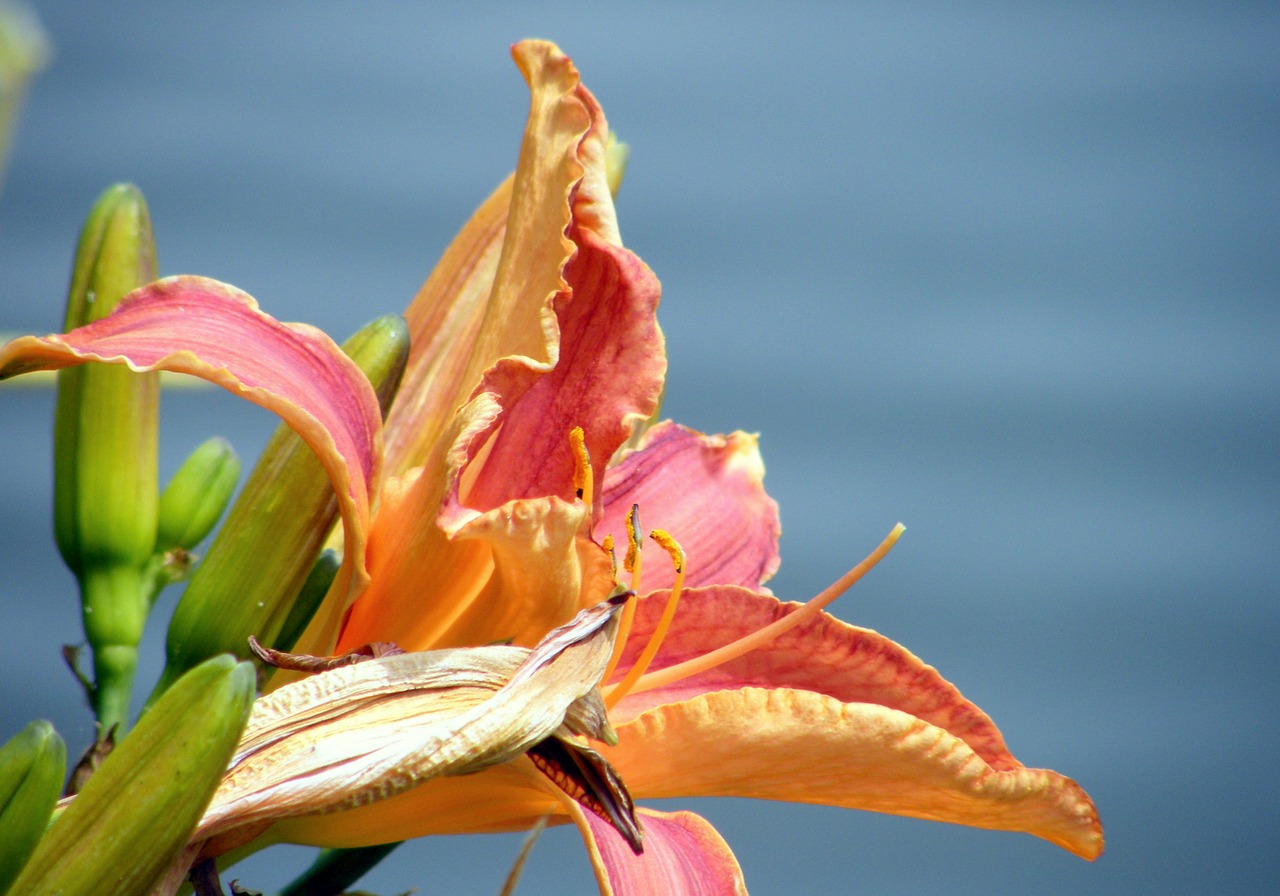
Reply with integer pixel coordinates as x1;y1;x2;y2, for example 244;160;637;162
577;806;746;896
459;46;665;516
0;276;381;597
609;586;1016;770
599;422;781;592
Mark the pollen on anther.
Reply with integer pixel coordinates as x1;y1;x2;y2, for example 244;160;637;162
569;426;593;509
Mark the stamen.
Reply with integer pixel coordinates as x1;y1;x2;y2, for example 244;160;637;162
570;426;593;510
601;533;617;580
600;506;643;688
625;523;905;697
605;529;686;710
623;504;642;591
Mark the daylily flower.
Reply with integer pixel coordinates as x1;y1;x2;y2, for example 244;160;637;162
0;39;1102;894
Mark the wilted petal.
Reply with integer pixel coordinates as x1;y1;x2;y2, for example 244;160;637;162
599;423;781;592
198;597;626;853
575;806;746;896
0;276;382;598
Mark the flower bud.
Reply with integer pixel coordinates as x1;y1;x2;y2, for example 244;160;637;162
153;316;408;696
0;720;66;894
52;183;160;731
156;436;241;552
8;656;255;896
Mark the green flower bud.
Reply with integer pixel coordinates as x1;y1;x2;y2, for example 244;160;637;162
8;656;254;896
0;720;66;894
53;183;160;731
153;316;409;696
272;548;340;658
156;436;241;552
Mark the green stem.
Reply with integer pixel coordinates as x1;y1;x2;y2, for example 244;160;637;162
278;844;402;896
80;564;148;733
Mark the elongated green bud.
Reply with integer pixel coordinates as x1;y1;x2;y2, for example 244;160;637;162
156;436;240;552
8;656;255;896
153;316;409;696
53;183;160;731
272;549;340;657
0;720;66;894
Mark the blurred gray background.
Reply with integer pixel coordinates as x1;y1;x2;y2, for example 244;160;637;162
2;2;1276;893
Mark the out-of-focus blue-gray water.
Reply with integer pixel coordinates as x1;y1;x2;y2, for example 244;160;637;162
2;3;1276;893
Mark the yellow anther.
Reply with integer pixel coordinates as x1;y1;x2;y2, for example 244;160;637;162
605;529;686;710
627;523;905;697
601;533;617;579
570;426;593;510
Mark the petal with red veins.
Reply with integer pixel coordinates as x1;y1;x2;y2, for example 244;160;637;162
609;586;1016;770
0;276;381;598
573;805;746;896
599;422;781;592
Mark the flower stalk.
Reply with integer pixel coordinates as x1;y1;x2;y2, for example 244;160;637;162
53;183;159;732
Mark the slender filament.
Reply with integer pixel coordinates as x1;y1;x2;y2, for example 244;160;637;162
605;530;685;709
625;523;905;697
601;505;643;687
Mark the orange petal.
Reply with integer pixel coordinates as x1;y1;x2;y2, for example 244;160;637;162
337;396;500;653
432;495;615;648
609;586;1016;770
270;761;557;846
0;276;380;598
599;423;781;592
382;175;512;476
572;806;747;896
606;688;1103;861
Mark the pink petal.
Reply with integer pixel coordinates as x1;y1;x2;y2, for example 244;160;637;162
609;586;1016;770
463;215;664;517
599;422;781;591
0;276;381;597
577;806;746;896
458;46;665;516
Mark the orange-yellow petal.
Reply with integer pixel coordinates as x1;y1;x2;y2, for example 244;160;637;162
270;760;555;846
599;423;781;592
0;276;380;599
382;175;512;476
574;806;747;896
606;688;1103;861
